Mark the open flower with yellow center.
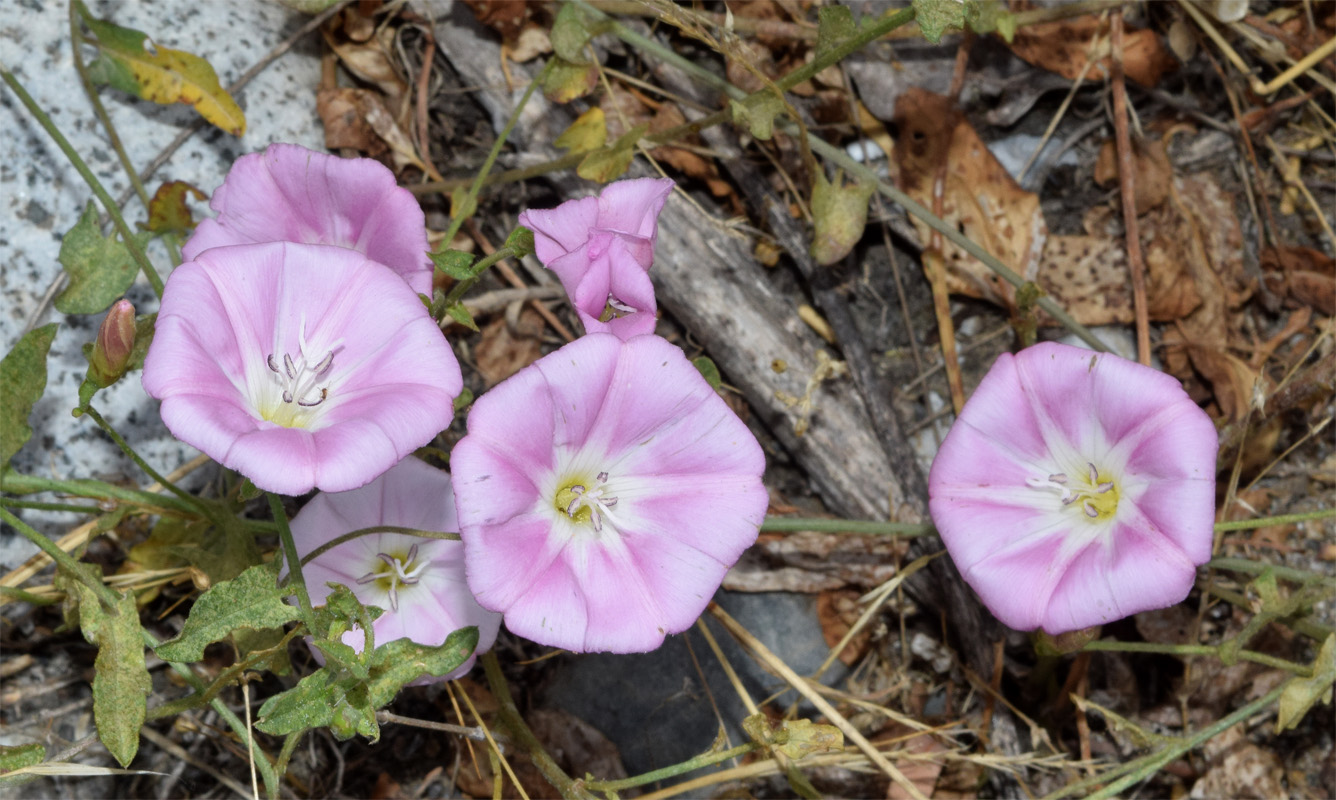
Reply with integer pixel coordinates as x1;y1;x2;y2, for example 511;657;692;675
928;342;1218;634
142;241;462;495
450;333;768;653
292;457;500;680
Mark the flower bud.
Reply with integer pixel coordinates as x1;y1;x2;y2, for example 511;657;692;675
91;299;136;383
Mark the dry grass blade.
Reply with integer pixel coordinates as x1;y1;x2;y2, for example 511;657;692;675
708;603;930;800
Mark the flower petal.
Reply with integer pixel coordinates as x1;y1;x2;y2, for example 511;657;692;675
184;144;431;292
595;177;674;246
1041;516;1197;633
520;196;600;265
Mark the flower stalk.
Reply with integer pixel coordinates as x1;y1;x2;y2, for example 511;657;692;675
0;68;164;298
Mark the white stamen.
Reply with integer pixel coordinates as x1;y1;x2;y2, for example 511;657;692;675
358;548;431;613
565;472;621;533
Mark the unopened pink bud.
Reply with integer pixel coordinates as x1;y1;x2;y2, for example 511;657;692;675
93;299;136;380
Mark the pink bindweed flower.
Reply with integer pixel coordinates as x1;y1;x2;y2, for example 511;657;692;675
518;177;674;340
450;333;768;653
182;143;432;294
928;342;1218;634
143;241;462;495
292;457;501;680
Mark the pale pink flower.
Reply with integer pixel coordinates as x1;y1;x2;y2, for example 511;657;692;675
517;178;674;340
292;457;501;680
143;241;462;495
450;333;767;653
183;143;432;294
928;342;1218;634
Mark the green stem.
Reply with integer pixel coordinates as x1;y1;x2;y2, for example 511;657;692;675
0;68;164;298
585;742;760;793
1081;640;1312;675
0;507;278;794
69;0;151;209
439;60;554;249
0;471;200;516
760;517;934;536
1084;682;1288;800
441;242;523;307
273;732;305;800
1208;555;1334;584
1213;508;1336;532
79;404;214;518
481;651;594;800
0;499;102;515
1206;584;1334;642
0;586;61;606
269;493;313;626
0;506;120;607
300;526;461;567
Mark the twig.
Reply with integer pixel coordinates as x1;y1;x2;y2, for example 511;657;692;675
377;711;491;742
140;725;256;800
1109;13;1150;366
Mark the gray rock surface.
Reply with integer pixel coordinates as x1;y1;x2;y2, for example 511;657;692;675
1;0;325;569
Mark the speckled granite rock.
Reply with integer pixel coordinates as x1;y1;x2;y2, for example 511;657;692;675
1;0;325;569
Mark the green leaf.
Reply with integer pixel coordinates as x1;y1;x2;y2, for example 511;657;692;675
256;626;478;742
578;124;649;183
550;3;595;64
0;743;46;774
444;302;479;332
555;107;608;154
810;170;875;265
364;627;479;708
913;0;966;44
232;626;293;677
145;181;205;235
155;564;301;663
729;92;786;141
429;249;475;281
504;225;536;258
74;586;150;767
56;202;151;315
310;582;381;644
0;323;58;469
255;668;370;739
1277;634;1336;732
692;356;722;390
542;57;598;103
816;6;857;59
82;13;246;135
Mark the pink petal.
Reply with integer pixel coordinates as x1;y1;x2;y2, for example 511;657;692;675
1118;401;1220;482
931;497;1065;574
492;540;589;648
530;335;623;449
949;352;1052;466
1041;518;1197;633
928;420;1050;493
1123;479;1215;565
463;514;569;613
225;425;319;496
595;178;674;246
575;537;674;653
598;311;657;340
961;528;1074;632
449;440;546;528
520;196;600;263
184;144;431;293
1012;343;1101;456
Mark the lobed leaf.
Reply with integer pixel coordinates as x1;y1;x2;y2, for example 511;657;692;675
0;743;45;774
810;170;875;266
0;323;58;469
155;563;301;663
74;585;150;768
578;124;648;183
56;202;150;315
429;249;475;281
555;107;608;154
912;0;966;44
82;14;245;135
145;181;205;235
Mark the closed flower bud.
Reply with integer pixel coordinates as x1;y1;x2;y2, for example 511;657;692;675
91;299;136;383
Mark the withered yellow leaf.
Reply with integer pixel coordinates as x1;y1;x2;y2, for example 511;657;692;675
83;15;245;136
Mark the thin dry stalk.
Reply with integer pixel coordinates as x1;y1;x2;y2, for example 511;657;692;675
708;603;929;800
1109;12;1151;366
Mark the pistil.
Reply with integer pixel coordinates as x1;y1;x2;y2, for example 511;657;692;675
560;471;621;533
